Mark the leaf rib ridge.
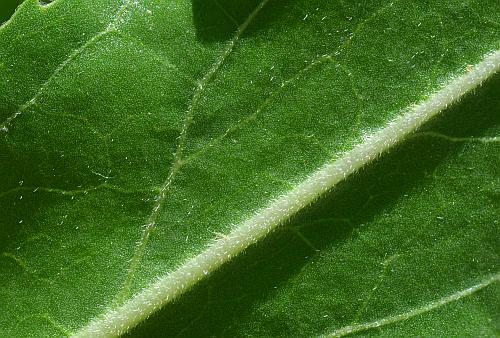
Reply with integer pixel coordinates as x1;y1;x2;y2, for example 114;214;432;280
323;273;500;337
72;49;500;338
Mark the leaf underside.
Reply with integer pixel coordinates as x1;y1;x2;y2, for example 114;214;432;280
0;0;498;336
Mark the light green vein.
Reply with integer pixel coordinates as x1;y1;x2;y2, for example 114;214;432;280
113;0;272;305
73;48;500;338
323;273;500;337
0;0;133;134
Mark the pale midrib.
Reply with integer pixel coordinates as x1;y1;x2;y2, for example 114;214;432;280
322;273;500;337
113;0;271;305
72;50;500;338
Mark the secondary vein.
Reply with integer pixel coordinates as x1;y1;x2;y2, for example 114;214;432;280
113;0;272;305
0;0;132;134
182;0;401;165
323;273;500;337
73;49;500;338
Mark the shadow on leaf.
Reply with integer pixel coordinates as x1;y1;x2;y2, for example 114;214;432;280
125;76;500;336
0;0;24;25
191;0;293;42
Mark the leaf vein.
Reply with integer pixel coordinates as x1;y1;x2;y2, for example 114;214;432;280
0;183;153;200
181;0;402;164
323;273;500;337
73;50;500;338
0;0;133;134
412;131;500;143
112;0;272;305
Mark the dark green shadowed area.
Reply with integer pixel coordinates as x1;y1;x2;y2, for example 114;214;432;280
127;76;500;337
0;0;23;25
192;0;262;42
191;0;294;42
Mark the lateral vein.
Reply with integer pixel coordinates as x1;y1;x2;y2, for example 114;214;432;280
0;0;133;133
113;0;271;305
73;49;500;338
412;131;500;143
322;273;500;337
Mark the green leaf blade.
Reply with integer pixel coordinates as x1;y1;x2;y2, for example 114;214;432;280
127;75;500;337
0;0;499;336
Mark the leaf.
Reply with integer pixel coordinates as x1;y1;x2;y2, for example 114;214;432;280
127;74;500;337
0;0;498;337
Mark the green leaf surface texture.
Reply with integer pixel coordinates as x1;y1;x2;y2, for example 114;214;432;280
0;0;498;337
128;75;500;337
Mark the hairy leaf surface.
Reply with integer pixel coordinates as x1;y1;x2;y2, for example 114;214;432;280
128;75;500;337
0;0;498;336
